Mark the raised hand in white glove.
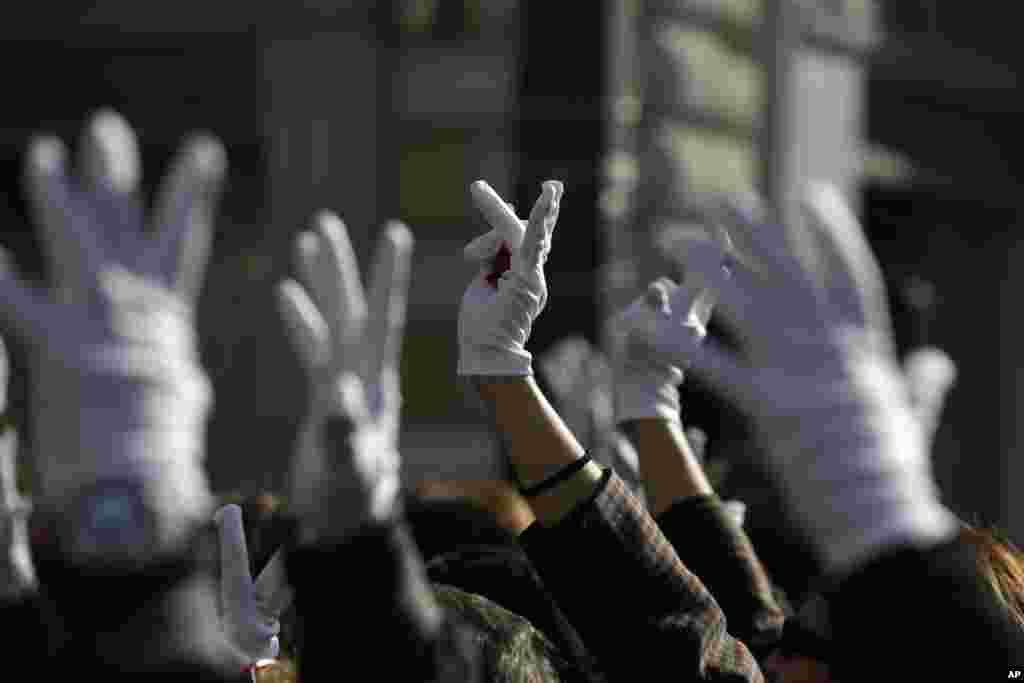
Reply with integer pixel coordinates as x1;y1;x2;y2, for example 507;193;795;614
0;111;224;564
277;215;412;544
610;224;732;424
1;338;36;598
213;504;293;666
610;278;711;424
458;180;563;377
681;185;958;576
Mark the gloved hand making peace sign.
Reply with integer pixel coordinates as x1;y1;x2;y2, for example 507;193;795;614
458;179;563;377
277;214;413;544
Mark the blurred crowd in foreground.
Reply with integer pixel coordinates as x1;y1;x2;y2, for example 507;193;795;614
1;108;1023;683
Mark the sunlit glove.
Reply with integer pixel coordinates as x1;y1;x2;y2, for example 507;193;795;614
681;185;958;576
213;504;294;665
1;338;36;599
0;111;224;564
609;226;733;425
539;336;642;495
277;214;412;544
610;278;712;424
903;346;956;450
458;180;563;376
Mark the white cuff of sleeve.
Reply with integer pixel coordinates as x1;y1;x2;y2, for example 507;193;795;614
457;347;533;376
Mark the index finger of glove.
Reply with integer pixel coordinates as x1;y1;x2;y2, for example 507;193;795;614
213;504;256;606
25;135;105;296
147;134;226;303
276;279;330;373
79;109;141;196
470;180;524;251
800;183;892;336
365;221;414;384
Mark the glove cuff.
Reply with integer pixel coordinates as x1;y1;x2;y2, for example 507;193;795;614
614;371;682;423
457;347;533;377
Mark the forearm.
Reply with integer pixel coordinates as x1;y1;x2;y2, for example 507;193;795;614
620;419;783;647
474;376;604;526
620;418;713;516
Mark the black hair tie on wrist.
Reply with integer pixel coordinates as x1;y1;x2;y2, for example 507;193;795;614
519;455;592;498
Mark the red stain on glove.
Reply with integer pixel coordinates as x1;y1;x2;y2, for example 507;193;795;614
485;243;512;288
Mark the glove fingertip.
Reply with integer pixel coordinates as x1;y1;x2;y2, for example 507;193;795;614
383;220;414;251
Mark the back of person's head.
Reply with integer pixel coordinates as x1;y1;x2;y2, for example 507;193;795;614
433;583;574;683
959;524;1024;630
404;492;519;563
765;526;1024;683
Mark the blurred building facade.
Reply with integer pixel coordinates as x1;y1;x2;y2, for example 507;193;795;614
1;1;1022;548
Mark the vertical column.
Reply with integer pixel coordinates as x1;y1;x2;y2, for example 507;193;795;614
207;31;381;494
517;0;606;348
633;1;764;299
264;33;380;255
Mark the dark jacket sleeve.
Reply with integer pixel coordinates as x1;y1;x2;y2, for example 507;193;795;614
519;469;763;682
828;538;1024;680
287;521;481;683
655;495;785;653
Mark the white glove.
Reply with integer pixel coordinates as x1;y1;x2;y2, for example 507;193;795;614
213;504;293;665
610;278;713;424
1;338;36;599
680;185;958;576
277;214;412;544
458;180;563;376
0;111;224;563
903;346;956;449
609;224;733;424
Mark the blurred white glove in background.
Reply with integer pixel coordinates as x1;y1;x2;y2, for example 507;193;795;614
679;186;958;576
277;214;413;544
0;111;224;563
214;504;293;665
609;224;733;425
1;337;36;598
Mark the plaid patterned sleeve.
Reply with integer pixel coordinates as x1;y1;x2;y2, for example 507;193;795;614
655;496;786;654
519;470;763;682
